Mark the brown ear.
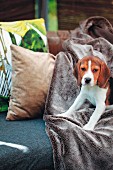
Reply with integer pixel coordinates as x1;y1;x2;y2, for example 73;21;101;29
73;61;81;86
98;61;110;88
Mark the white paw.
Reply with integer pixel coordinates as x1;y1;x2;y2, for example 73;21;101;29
83;124;94;131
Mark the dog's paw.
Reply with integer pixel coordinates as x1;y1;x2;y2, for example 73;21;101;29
83;124;94;131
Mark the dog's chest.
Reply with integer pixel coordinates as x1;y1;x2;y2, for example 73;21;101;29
81;85;107;106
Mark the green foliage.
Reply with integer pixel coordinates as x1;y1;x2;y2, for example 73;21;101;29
9;32;17;45
48;0;58;31
0;95;9;112
20;29;47;52
49;0;57;15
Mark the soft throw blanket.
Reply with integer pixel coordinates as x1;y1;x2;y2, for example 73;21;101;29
44;16;113;170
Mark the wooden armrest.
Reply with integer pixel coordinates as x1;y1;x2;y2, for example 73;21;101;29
47;30;70;55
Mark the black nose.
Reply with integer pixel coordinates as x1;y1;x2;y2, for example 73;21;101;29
85;77;91;84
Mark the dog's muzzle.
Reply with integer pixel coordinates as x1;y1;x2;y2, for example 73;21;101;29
84;77;91;84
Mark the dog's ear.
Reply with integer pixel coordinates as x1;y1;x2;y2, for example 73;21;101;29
73;60;81;86
98;61;110;88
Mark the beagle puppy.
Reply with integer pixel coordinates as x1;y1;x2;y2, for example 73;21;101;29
61;56;112;130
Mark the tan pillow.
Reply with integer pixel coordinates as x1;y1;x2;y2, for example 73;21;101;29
6;44;56;120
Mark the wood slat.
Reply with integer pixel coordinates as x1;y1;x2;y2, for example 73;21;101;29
0;0;35;22
57;0;113;30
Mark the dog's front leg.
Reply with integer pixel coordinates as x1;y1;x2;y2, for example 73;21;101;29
83;102;106;131
59;93;86;117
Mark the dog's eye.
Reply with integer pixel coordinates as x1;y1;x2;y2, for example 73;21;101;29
93;69;98;73
81;67;86;71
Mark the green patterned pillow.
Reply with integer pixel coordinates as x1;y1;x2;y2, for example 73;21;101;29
0;18;48;112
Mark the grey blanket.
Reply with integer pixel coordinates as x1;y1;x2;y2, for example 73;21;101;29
44;16;113;170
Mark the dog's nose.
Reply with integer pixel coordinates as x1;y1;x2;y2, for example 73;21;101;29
84;77;91;84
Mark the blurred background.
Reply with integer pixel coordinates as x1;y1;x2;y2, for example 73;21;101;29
1;0;113;31
0;0;58;31
48;0;58;31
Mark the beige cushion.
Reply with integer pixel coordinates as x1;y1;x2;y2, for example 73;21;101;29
6;44;56;120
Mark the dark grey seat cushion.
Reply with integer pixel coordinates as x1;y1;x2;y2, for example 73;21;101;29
0;112;54;170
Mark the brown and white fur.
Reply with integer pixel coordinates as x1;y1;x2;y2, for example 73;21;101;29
60;56;113;130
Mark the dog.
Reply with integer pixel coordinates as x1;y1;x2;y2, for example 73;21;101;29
60;56;113;130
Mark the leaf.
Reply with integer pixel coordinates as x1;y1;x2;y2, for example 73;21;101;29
9;32;17;45
20;29;47;52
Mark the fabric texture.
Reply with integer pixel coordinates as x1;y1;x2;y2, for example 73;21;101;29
0;18;47;112
0;112;54;170
44;16;113;170
6;44;56;120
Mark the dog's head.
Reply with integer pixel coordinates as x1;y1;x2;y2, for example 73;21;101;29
74;56;110;88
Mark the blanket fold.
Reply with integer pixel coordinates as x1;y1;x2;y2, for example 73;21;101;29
44;16;113;170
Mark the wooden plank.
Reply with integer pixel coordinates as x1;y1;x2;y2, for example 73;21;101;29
57;0;113;30
0;0;35;22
